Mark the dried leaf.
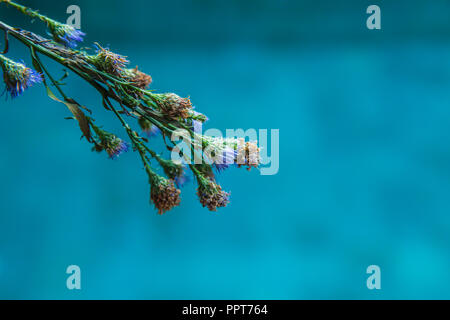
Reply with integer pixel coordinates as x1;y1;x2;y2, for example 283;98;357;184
30;48;91;142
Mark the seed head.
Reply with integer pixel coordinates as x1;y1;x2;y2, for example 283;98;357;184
150;176;181;214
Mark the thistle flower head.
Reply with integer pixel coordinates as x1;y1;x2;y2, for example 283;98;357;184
196;176;230;211
46;19;85;48
91;124;129;159
125;66;152;89
235;138;261;170
148;173;181;214
105;137;129;159
89;43;129;76
214;146;237;172
138;116;160;138
154;93;193;119
93;135;129;159
0;54;42;98
202;137;238;172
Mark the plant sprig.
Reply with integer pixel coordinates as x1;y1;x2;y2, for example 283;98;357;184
0;0;261;214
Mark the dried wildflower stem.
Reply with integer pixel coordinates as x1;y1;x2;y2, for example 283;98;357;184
0;0;261;213
0;21;177;138
4;1;47;23
0;19;168;167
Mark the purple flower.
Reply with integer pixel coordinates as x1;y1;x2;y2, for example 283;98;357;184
143;124;161;138
61;29;85;48
48;22;85;48
174;171;190;188
214;147;237;172
0;55;43;99
138;117;161;138
197;179;230;211
107;139;130;159
90;123;130;160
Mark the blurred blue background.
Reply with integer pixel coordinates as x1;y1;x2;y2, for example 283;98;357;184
0;0;449;299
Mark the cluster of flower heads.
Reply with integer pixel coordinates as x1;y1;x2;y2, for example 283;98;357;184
0;0;263;214
0;54;42;98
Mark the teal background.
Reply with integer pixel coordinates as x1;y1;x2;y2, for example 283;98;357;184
0;0;450;299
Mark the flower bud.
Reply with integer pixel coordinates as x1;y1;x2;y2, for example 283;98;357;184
138;117;160;138
88;44;129;76
0;54;42;98
47;20;85;48
235;138;261;170
125;66;152;90
154;93;192;119
149;174;181;214
91;124;129;159
196;176;230;211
